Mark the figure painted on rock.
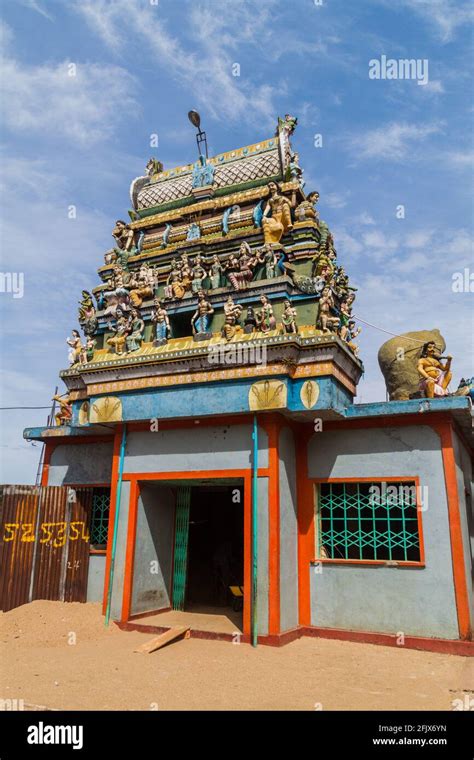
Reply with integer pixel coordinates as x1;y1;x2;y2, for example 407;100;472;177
191;291;214;339
222;295;243;341
255;294;276;333
209;255;223;289
281;299;298;334
151;298;171;345
67;330;85;365
417;342;452;398
317;287;340;333
126;309;145;353
106;308;130;356
53;393;72;426
262;182;293;246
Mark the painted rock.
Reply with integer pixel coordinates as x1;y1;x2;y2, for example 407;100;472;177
377;328;446;401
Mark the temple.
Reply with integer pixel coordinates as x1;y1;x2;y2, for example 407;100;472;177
23;115;473;650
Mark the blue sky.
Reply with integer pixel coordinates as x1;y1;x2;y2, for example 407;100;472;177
0;0;473;482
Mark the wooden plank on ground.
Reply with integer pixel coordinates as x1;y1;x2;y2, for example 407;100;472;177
134;626;190;654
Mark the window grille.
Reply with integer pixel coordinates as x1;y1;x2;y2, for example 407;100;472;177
90;488;111;547
317;481;421;562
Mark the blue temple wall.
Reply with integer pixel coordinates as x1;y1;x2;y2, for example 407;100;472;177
278;426;299;631
70;374;354;427
307;425;460;639
452;430;474;625
47;441;113;485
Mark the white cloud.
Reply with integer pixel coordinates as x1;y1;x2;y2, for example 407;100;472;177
73;0;281;126
18;0;54;22
446;151;474;168
0;29;138;145
347;121;441;161
381;0;474;43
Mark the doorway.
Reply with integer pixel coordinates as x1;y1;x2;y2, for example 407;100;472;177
172;484;244;630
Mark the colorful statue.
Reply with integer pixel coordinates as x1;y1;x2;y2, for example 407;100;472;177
222;295;243;341
129;263;154;307
78;290;97;336
165;259;185;300
192;155;215;188
191;291;214;339
244;306;257;334
126;309;145;353
106;309;130;356
287;152;304;186
186;222;201;241
111;220;137;268
262;182;293;246
341;320;361;356
146;157;163;177
225;242;254;290
317;287;340;333
222;205;240;236
53;394;72;426
295;191;319;222
151;298;171;345
67;330;85;365
85;336;96;362
277;114;298;137
281;300;298;334
255;294;276;333
209;255;223;289
261;244;278;279
102;265;131;317
417;342;453;398
191;255;208;293
161;223;172;248
180;254;193;291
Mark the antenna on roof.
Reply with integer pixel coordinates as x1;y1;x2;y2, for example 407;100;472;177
188;110;208;159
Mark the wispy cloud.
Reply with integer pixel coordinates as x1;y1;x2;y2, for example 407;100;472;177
374;0;474;42
346;121;441;161
18;0;54;22
73;0;283;126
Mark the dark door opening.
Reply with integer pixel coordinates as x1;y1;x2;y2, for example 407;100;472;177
184;485;243;623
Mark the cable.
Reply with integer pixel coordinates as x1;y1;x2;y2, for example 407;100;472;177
353;315;431;344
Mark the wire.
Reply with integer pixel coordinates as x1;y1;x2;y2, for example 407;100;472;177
353;315;430;344
0;406;52;410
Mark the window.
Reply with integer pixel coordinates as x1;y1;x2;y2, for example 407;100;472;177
90;487;111;549
317;481;422;563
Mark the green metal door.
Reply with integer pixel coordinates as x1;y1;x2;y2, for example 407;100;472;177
171;486;191;610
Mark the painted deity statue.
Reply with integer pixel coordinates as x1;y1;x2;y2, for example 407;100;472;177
209;255;223;289
109;220;137;269
165;259;185;300
78;290;98;336
295;191;319;222
225;242;254;290
417;342;452;398
261;244;278;279
191;291;214;339
191;255;208;294
192;155;215;188
129;263;155;307
341;320;361;356
244;306;257;334
255;294;276;333
126;309;145;353
222;295;243;341
288;152;304;187
281;299;298;334
146;157;163;177
106;309;130;356
53;394;72;426
262;182;293;246
179;254;193;292
67;330;85;365
317;287;340;334
151;298;170;345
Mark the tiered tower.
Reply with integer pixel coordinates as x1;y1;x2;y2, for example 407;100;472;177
59;115;362;426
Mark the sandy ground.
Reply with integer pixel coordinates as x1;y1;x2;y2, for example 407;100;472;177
0;601;472;711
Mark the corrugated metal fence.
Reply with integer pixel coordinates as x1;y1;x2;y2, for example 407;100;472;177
0;485;93;612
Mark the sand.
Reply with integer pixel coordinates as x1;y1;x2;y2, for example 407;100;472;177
1;601;472;711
